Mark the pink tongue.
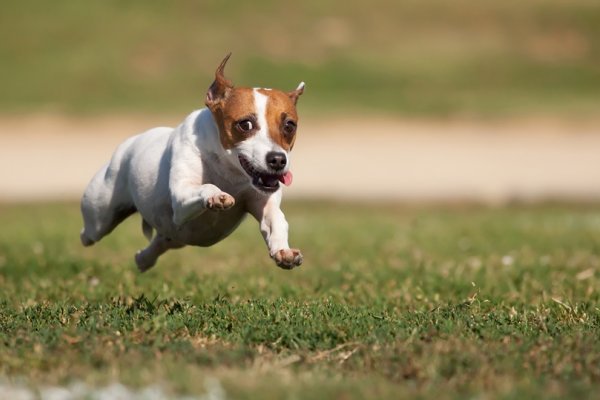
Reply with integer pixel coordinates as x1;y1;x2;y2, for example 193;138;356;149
279;171;293;186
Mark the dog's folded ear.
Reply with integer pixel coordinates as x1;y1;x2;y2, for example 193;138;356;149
288;82;305;105
206;53;234;110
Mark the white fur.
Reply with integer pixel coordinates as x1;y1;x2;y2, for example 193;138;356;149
80;105;302;271
232;90;290;177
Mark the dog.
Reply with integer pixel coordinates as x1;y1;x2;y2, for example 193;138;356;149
80;54;304;271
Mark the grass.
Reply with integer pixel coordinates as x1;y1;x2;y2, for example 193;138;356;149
0;201;599;399
1;0;600;117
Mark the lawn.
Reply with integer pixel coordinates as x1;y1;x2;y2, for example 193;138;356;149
0;201;599;399
1;0;600;117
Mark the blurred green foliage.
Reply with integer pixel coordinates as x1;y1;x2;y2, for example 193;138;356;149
1;0;600;117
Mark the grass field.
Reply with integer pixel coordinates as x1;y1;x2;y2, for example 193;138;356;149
1;0;600;117
0;201;599;399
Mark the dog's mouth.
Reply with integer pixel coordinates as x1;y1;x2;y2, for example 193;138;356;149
238;155;293;193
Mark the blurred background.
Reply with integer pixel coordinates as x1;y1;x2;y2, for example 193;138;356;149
1;0;599;203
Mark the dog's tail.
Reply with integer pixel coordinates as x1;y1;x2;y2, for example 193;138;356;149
142;219;153;241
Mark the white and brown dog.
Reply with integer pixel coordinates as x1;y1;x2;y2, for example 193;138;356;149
80;54;304;271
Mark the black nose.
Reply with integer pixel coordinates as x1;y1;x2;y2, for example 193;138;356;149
266;151;287;171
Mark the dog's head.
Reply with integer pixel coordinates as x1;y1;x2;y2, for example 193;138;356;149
205;53;304;194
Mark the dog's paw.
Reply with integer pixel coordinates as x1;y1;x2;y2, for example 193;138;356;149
207;192;235;211
135;250;156;273
80;230;95;247
273;248;303;270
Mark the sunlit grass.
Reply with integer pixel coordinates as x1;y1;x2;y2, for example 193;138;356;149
0;202;599;398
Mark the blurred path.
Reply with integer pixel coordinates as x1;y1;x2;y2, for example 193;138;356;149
1;114;599;203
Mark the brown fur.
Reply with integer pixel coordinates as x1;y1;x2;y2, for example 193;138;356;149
258;89;299;151
208;87;299;151
209;87;256;149
205;54;302;151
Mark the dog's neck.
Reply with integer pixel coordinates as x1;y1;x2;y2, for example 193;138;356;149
193;107;223;153
192;107;246;184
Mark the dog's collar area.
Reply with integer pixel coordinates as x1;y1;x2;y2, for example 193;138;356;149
238;155;289;193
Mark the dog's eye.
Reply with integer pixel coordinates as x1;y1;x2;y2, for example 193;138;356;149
236;119;254;133
283;120;297;136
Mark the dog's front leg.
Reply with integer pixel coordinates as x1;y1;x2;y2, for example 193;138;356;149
248;193;303;269
169;135;235;227
171;183;235;226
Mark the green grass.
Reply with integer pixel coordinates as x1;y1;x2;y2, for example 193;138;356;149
0;201;599;398
1;0;600;117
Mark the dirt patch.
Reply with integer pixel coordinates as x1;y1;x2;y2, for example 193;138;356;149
1;113;599;203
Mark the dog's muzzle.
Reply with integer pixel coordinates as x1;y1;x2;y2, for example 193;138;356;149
238;155;292;193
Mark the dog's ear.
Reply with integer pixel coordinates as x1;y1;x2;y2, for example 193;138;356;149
206;53;234;109
287;82;305;105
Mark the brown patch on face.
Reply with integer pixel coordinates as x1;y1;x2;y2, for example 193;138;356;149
210;87;259;149
257;89;300;151
205;54;304;151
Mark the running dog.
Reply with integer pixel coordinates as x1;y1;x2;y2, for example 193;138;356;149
80;54;304;271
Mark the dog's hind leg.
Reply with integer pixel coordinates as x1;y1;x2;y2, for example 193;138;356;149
80;137;138;246
142;219;154;241
80;169;135;246
80;202;135;247
80;169;132;246
135;235;183;272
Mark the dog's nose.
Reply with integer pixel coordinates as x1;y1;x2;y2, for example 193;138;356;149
266;151;287;171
